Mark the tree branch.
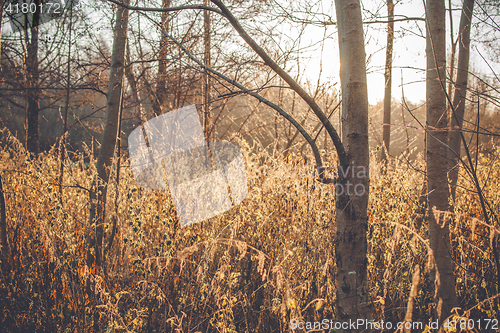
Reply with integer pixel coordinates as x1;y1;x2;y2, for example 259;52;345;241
143;14;329;180
105;0;222;14
209;0;347;169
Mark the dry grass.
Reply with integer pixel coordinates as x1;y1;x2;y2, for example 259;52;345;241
0;130;499;332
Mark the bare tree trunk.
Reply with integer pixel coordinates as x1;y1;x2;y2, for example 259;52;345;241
0;173;7;256
403;265;420;333
156;0;171;112
125;42;147;122
0;0;4;65
87;0;129;267
381;0;394;163
59;6;73;203
448;0;474;204
105;89;124;259
334;0;372;325
26;0;41;155
203;0;211;141
446;0;457;102
425;0;457;325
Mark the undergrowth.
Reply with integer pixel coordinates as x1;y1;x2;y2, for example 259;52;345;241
0;131;499;332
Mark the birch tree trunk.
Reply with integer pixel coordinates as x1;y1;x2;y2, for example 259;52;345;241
448;0;474;204
425;0;457;324
381;0;394;163
87;1;129;267
334;0;372;325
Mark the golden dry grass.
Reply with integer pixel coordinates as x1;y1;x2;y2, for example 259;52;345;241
1;130;499;332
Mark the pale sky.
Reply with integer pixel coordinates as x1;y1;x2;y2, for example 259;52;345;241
285;1;428;105
4;0;497;107
278;0;499;105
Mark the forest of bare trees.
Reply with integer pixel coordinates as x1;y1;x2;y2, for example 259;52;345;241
1;0;500;332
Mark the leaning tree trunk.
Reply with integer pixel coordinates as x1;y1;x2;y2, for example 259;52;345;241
26;0;41;155
334;0;372;326
381;0;394;163
425;0;457;325
448;0;474;204
87;0;129;267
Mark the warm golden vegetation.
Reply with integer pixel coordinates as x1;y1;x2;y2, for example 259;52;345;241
1;129;499;332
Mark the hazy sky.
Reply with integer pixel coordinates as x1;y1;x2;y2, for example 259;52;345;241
277;0;499;105
3;0;497;107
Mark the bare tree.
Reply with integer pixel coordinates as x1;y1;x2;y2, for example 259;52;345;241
26;0;42;155
0;0;4;64
334;0;371;324
0;173;7;257
446;0;457;101
425;0;457;325
155;0;171;113
203;0;211;141
125;42;147;126
448;0;474;204
381;0;394;163
59;5;75;202
87;0;130;267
